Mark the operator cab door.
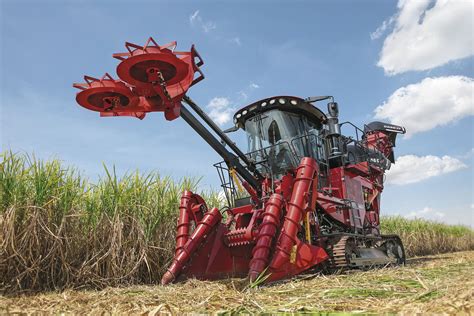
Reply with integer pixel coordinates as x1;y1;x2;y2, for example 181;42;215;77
244;109;327;181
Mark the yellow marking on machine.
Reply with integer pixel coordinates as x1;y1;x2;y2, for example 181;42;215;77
304;212;311;242
290;244;297;264
229;168;245;194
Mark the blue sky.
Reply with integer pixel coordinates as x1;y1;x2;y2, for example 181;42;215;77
1;0;473;225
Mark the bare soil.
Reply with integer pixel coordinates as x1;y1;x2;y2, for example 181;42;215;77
1;251;473;315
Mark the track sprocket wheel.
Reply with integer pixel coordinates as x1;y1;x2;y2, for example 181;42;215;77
331;236;357;268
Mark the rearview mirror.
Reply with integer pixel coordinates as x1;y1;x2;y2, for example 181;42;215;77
305;96;333;103
223;125;239;133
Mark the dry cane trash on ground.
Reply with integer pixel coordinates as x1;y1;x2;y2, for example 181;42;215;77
1;251;473;315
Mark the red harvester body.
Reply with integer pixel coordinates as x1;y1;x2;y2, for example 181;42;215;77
74;37;406;285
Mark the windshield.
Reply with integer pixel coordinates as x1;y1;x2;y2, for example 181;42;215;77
244;110;322;177
245;110;319;150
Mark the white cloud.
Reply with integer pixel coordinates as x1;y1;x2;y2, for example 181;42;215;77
457;148;474;160
235;82;260;102
370;15;396;40
249;82;260;89
189;10;216;33
202;22;217;33
374;76;473;137
376;0;474;75
405;207;445;220
189;10;200;24
207;97;234;126
238;91;248;101
229;37;242;46
386;154;467;185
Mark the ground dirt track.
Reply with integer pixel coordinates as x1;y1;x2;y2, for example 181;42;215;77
1;251;473;315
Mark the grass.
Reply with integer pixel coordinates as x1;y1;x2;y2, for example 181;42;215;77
1;150;473;294
0;151;219;293
1;251;472;314
381;215;473;257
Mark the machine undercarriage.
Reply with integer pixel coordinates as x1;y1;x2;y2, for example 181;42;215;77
73;37;407;285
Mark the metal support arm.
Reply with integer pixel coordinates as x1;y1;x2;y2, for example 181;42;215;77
180;104;261;194
182;96;263;180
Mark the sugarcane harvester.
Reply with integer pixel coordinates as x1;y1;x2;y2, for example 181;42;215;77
74;37;407;285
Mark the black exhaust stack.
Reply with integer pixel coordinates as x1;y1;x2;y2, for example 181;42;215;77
327;101;342;157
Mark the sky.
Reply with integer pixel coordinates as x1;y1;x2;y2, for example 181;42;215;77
1;0;473;226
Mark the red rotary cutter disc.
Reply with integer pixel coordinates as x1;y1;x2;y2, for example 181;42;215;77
73;38;204;120
116;50;190;87
114;38;190;87
74;74;139;112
